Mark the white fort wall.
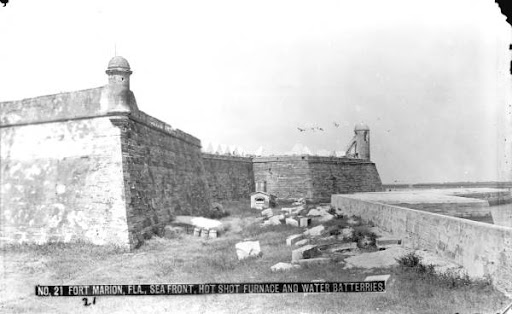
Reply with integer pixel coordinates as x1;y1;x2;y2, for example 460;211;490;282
331;195;512;297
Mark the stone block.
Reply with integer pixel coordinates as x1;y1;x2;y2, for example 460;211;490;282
296;257;331;266
286;234;305;246
307;209;324;216
271;262;300;272
295;239;309;246
299;217;311;227
292;245;316;262
317;213;334;222
376;237;402;246
262;215;282;226
285;218;299;227
235;241;261;260
364;274;391;283
325;242;357;253
304;225;325;237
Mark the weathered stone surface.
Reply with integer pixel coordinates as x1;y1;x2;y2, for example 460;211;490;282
344;247;410;269
332;194;512;298
296;257;331;266
307;209;324;217
202;154;254;202
209;229;218;239
295;239;309;246
262;216;282;226
376;237;402;246
271;262;300;272
175;216;222;230
364;274;391;283
304;225;325;237
253;156;382;202
324;242;357;253
281;206;304;216
0;116;131;248
286;234;305;246
235;241;261;260
292;245;316;262
299;217;311;227
285;218;299;227
317;213;334;222
116;112;212;248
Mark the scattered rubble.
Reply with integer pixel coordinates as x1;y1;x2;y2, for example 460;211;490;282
236;241;262;260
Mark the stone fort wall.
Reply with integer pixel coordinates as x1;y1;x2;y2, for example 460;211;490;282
202;153;254;201
0;87;131;248
0;56;383;248
253;156;382;202
115;111;212;248
0;87;212;249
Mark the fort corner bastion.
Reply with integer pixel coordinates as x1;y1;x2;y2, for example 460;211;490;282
0;57;382;249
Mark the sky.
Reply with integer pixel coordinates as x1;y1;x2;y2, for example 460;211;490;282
0;0;510;184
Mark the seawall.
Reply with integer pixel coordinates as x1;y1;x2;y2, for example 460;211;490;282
331;194;512;296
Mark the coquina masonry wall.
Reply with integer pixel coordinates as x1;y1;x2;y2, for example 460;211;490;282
253;156;382;202
253;156;313;200
114;111;211;248
202;153;254;201
0;87;131;248
0;86;212;249
308;156;382;201
331;195;512;297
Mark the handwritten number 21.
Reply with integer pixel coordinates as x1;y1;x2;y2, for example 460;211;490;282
82;297;96;306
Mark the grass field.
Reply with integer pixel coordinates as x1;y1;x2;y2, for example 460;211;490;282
1;201;510;313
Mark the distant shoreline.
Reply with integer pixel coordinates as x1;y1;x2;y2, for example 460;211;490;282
382;181;512;190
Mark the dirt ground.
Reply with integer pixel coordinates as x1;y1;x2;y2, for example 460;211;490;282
1;203;510;314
